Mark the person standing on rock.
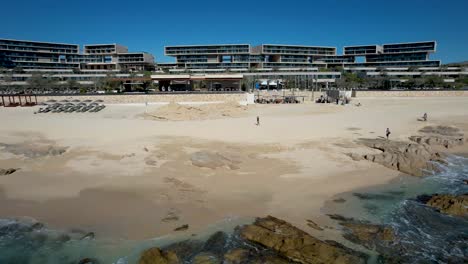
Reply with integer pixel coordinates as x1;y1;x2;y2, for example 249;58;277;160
386;128;391;139
423;113;427;121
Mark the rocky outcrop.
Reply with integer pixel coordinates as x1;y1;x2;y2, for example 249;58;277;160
327;215;401;262
340;222;395;250
138;247;180;264
192;252;220;264
409;126;464;148
191;151;240;170
420;194;468;217
353;138;444;177
0;168;18;176
223;249;249;264
240;216;367;264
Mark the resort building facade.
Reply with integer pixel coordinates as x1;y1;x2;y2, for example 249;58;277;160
164;41;440;72
0;39;155;71
0;38;466;92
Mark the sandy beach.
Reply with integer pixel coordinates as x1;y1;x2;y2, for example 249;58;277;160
0;97;467;241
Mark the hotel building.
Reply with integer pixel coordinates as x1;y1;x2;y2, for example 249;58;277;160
0;39;155;71
164;41;440;71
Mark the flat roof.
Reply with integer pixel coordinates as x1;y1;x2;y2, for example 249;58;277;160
84;43;119;47
261;44;336;49
382;40;436;46
165;44;250;48
343;44;379;48
0;38;79;47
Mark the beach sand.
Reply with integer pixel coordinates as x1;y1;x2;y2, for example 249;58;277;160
0;97;467;240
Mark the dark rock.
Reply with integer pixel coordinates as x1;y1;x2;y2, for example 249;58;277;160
223;248;250;264
80;232;95;240
174;224;189;231
353;192;395;201
306;219;323;231
326;214;357;223
249;254;292;264
55;233;71;243
192;252;220;264
463;179;468;185
138;247;180;264
423;194;468;217
240;215;368;264
30;222;44;231
202;231;227;256
0;168;19;175
415;194;433;204
78;258;100;264
163;239;204;261
341;222;395;250
332;198;346;203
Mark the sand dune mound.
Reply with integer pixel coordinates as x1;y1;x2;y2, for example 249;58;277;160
145;102;249;121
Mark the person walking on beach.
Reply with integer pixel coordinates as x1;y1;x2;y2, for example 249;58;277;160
423;112;427;121
256;116;260;126
386;128;391;139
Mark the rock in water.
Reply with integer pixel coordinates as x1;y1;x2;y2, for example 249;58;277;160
174;224;189;231
78;258;100;264
240;216;367;264
192;252;220;264
306;219;323;231
138;247;180;264
202;231;227;256
424;194;468;217
355;138;444;177
340;222;395;250
223;249;250;264
80;232;95;240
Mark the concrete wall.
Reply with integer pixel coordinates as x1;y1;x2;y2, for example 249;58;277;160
37;93;248;104
354;90;468;97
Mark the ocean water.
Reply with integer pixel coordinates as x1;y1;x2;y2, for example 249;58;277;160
0;216;252;264
331;154;468;263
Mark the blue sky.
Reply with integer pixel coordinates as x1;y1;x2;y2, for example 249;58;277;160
2;0;467;63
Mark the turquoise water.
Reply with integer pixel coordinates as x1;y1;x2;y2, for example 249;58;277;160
0;216;252;264
329;154;468;263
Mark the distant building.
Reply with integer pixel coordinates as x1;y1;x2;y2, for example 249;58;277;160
163;41;440;71
344;41;439;67
0;39;155;71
